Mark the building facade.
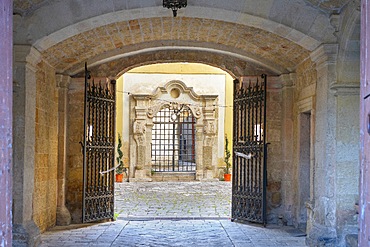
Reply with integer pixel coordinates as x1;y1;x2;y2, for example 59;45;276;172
1;0;367;246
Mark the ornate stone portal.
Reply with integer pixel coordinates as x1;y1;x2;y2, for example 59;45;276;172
129;80;218;181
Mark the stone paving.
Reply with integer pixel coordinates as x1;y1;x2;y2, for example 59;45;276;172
40;181;307;246
114;181;232;219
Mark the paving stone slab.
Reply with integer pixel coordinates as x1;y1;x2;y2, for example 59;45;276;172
40;181;306;246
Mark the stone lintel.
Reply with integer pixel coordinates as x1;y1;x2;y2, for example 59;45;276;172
279;73;296;88
56;74;71;88
14;45;42;69
132;94;150;100
298;84;316;101
310;44;339;70
297;96;315;114
330;82;360;96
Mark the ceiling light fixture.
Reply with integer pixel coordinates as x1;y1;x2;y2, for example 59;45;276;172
163;0;187;17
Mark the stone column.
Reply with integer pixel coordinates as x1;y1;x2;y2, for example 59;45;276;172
0;0;13;245
201;97;217;179
132;95;151;181
13;45;41;246
279;74;296;225
195;123;204;180
308;44;338;245
56;75;72;225
360;0;370;245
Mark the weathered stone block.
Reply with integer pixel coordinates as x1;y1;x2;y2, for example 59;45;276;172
268;181;281;191
345;234;358;247
271;192;282;207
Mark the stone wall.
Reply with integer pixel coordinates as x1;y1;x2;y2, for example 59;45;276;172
66;78;84;223
0;0;13;244
265;87;284;223
33;61;59;232
293;58;317;230
360;1;370;245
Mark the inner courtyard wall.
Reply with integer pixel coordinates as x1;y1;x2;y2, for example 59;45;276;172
293;58;317;231
65;78;84;223
117;63;234;178
33;61;59;232
266;83;284;224
124;73;225;179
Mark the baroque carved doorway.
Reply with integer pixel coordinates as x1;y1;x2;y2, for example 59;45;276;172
129;80;218;181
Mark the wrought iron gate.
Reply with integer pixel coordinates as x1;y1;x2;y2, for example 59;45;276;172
151;105;196;172
82;64;116;223
232;75;267;225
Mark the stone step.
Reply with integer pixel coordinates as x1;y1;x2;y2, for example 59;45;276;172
151;172;196;182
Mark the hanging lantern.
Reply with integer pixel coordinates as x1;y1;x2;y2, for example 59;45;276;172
163;0;187;17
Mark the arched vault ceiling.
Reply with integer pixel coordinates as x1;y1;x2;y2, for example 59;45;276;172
14;0;337;46
72;49;278;78
13;0;353;16
42;17;310;75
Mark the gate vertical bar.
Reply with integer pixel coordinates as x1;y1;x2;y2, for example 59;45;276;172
111;79;117;218
232;79;239;221
262;74;267;226
82;63;89;223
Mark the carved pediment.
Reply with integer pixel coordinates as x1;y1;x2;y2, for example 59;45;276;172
151;80;203;101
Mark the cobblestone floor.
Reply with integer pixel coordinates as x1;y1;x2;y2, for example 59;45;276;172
114;181;232;219
40;181;306;246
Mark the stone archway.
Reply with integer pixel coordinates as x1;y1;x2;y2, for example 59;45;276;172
129;80;218;181
9;1;363;245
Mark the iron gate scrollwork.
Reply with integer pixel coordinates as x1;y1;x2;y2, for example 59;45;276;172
232;75;267;225
82;63;116;223
151;104;196;172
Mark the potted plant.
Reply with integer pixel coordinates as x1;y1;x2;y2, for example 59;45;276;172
115;133;126;182
224;135;232;182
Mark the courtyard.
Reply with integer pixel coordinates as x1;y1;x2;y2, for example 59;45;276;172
40;182;306;246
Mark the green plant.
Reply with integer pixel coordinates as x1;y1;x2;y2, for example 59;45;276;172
224;135;231;174
113;212;119;220
116;133;125;175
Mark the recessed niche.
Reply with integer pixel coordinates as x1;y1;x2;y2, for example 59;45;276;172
170;88;180;98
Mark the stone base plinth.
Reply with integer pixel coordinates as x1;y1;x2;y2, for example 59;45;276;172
204;170;214;180
131;170;152;182
152;172;196;182
13;221;40;247
56;206;71;226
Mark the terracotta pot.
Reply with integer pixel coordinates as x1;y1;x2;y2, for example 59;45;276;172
116;173;123;183
224;173;231;182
